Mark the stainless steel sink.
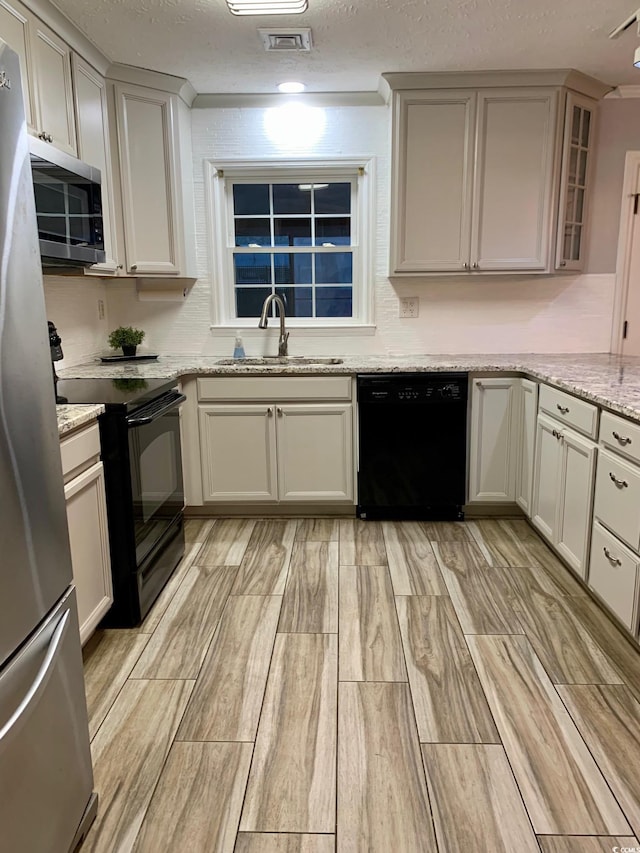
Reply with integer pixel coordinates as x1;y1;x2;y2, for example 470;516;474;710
215;356;344;366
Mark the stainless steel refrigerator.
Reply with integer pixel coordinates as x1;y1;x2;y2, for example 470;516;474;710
0;41;96;852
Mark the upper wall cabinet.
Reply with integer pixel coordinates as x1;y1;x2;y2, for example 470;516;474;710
72;55;119;274
109;81;196;278
1;0;76;154
386;71;610;276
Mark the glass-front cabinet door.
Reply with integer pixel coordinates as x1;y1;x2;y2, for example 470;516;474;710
555;92;597;271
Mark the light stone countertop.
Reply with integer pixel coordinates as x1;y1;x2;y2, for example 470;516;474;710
56;404;105;438
58;352;640;423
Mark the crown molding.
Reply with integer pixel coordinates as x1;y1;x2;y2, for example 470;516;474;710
106;63;196;106
27;0;110;75
192;91;386;108
382;69;612;100
606;85;640;98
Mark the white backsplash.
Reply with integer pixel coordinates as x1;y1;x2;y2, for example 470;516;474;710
43;275;110;368
57;103;617;363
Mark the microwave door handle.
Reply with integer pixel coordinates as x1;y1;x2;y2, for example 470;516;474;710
126;393;187;428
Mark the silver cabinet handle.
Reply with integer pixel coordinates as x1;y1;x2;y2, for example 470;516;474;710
613;431;632;446
0;71;11;90
462;262;469;269
47;133;53;142
277;407;283;416
267;407;273;416
559;260;567;267
609;472;629;488
557;404;570;414
130;264;138;271
472;262;479;269
37;131;46;140
603;547;622;566
552;428;563;440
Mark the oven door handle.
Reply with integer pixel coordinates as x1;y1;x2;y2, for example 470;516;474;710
126;392;187;427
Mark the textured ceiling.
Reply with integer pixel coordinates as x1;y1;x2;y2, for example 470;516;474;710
51;0;640;92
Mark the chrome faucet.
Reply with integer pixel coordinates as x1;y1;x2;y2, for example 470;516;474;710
258;294;289;357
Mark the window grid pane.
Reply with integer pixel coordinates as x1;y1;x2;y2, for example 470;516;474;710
231;179;354;319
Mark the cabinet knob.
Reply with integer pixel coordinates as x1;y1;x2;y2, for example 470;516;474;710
603;546;622;567
38;131;46;140
462;262;469;269
267;407;273;416
277;407;283;416
612;430;632;446
47;133;53;142
117;264;123;270
609;472;629;488
556;404;570;415
559;261;567;267
130;265;137;271
472;262;479;269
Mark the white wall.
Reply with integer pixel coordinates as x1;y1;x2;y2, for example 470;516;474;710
43;275;110;367
102;102;615;358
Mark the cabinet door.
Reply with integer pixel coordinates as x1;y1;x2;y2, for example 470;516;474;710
468;377;519;502
64;461;113;645
199;404;277;502
515;378;538;516
471;89;556;271
531;413;562;541
391;90;475;272
29;19;76;155
72;54;119;274
277;403;354;502
556;428;597;578
0;0;36;132
115;84;182;275
555;92;597;271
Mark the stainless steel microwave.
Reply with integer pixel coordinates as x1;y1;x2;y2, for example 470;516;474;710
29;137;106;271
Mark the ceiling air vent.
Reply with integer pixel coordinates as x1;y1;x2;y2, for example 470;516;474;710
258;28;312;51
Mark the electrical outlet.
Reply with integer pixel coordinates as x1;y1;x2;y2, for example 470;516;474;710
97;299;105;320
399;297;419;318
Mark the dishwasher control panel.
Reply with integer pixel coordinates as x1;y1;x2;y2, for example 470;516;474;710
357;373;467;404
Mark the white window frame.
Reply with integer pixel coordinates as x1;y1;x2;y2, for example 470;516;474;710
206;157;375;330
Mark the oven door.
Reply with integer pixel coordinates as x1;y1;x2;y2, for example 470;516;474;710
127;390;186;567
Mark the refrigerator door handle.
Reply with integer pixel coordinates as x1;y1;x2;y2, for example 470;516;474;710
0;609;70;748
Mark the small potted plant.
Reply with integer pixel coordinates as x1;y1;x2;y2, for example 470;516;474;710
108;326;145;357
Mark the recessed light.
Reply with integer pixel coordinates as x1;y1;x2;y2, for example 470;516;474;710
278;81;305;93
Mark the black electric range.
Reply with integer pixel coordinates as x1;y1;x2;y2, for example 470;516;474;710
58;377;187;626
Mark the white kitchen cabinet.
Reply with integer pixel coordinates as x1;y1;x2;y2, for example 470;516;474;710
531;413;562;541
198;401;353;504
72;54;120;274
515;378;538;516
112;82;194;277
555;91;597;272
390;90;476;272
199;404;278;502
589;520;640;634
0;0;76;152
277;404;353;502
0;0;36;132
195;377;354;506
532;411;596;578
468;377;519;503
386;72;608;276
471;89;556;271
29;16;76;155
60;423;112;645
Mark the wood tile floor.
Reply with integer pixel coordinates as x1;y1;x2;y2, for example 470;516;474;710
81;517;640;852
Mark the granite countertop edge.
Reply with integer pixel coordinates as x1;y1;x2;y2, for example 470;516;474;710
58;353;640;424
57;404;105;438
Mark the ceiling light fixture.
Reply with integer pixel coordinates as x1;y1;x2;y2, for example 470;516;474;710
609;8;640;67
278;81;305;93
227;0;308;15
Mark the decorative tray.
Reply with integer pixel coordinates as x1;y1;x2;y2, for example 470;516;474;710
99;354;159;363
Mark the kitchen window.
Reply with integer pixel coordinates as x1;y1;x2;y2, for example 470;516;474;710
209;159;374;328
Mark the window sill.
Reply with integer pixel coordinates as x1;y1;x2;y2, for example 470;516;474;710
209;324;376;337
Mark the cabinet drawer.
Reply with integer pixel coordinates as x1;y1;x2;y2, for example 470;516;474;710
539;384;598;439
197;376;352;402
593;448;640;551
589;520;639;633
60;423;100;482
600;410;640;465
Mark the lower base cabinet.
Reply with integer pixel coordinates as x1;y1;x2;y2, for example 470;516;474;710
198;401;353;504
589;521;640;633
61;424;113;644
532;413;597;578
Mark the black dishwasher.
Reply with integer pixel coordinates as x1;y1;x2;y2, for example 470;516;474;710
357;373;468;520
